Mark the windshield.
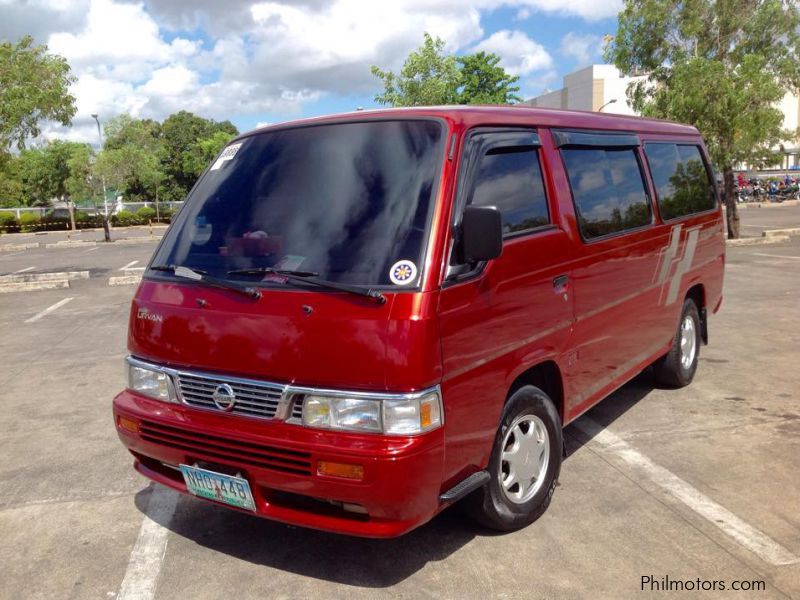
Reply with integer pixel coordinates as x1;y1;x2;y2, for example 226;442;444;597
151;119;445;288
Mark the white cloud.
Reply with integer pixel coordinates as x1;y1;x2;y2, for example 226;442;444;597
4;0;621;145
560;32;604;66
473;30;553;76
244;1;484;93
48;0;196;78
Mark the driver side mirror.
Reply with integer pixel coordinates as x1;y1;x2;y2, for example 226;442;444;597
459;205;503;263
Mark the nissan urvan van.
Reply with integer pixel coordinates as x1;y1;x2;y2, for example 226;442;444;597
113;106;725;537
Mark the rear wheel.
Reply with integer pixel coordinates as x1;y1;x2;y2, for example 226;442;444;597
653;298;701;388
465;385;562;531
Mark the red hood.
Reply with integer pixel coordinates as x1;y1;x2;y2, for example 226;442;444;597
128;281;441;391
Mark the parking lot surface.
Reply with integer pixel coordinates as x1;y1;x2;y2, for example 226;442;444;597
0;212;798;599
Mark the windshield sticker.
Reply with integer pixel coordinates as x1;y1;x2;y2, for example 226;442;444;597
389;260;418;286
275;255;306;271
210;142;243;171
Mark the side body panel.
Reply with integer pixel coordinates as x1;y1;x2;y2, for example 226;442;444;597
437;127;576;487
551;132;725;423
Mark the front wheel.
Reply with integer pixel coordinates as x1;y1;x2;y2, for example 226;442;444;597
465;385;562;532
653;298;701;388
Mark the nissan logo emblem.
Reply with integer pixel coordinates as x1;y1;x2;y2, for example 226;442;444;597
212;383;236;412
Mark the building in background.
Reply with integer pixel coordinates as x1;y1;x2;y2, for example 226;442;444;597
524;64;645;115
525;64;800;171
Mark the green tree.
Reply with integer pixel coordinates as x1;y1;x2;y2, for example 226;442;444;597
372;33;462;106
181;129;237;179
65;143;101;204
0;35;76;153
160;111;238;200
100;114;165;202
15;140;89;228
605;0;800;238
0;154;22;207
372;34;522;107
457;51;521;104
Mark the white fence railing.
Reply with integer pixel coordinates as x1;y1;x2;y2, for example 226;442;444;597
0;201;184;219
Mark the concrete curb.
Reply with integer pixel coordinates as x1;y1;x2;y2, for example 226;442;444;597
0;280;70;293
727;235;791;246
112;237;160;245
44;240;96;249
0;271;89;284
734;199;800;209
1;236;162;251
0;243;39;252
109;274;142;286
763;227;800;237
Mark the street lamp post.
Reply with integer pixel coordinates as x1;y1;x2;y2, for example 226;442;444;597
91;114;109;218
91;113;112;242
598;98;618;112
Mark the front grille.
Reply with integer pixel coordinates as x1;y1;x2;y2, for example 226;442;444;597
175;371;284;419
139;420;313;476
291;398;304;420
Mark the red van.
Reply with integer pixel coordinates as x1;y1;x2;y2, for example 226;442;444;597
113;106;725;537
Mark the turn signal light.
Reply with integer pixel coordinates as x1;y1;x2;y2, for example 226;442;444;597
317;461;364;481
117;416;139;434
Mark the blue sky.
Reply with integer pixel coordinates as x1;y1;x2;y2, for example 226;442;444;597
0;0;622;143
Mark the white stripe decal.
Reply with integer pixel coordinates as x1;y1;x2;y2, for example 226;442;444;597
655;224;682;285
665;226;700;305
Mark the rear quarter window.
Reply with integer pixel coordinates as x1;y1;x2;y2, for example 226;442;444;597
644;143;716;220
561;147;652;240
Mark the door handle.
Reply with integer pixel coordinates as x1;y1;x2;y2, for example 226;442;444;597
553;274;569;289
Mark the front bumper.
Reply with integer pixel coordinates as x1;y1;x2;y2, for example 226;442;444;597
113;390;445;538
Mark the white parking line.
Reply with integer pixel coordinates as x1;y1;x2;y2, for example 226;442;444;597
24;297;74;323
82;246;99;253
752;252;800;260
13;266;35;273
575;418;799;566
117;486;178;600
120;260;139;271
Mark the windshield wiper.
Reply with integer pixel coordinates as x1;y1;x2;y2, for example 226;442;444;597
149;264;262;300
227;267;386;305
228;268;319;278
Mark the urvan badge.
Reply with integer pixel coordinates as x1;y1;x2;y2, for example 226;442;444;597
136;308;163;323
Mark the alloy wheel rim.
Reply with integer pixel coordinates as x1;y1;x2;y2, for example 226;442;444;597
680;315;697;370
499;414;550;504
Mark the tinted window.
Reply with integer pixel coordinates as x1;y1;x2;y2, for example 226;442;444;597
561;148;652;239
644;143;716;220
469;147;549;235
151;120;444;287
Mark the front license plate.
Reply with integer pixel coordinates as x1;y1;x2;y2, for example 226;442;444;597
179;464;256;512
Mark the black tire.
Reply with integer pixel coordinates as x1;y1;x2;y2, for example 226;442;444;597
465;385;562;532
653;298;701;388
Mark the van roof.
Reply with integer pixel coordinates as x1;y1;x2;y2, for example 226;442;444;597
242;105;700;139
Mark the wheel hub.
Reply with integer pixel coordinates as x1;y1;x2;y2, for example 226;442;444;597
499;414;550;504
680;315;697;370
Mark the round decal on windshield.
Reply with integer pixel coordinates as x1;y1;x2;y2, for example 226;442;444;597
389;260;418;286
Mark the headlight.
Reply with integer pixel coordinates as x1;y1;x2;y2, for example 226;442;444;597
127;358;176;403
300;389;442;435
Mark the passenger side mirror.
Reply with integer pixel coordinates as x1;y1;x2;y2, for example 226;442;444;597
460;206;503;263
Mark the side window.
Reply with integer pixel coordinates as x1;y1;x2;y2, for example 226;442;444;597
644;143;716;220
468;146;550;236
561;147;652;240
